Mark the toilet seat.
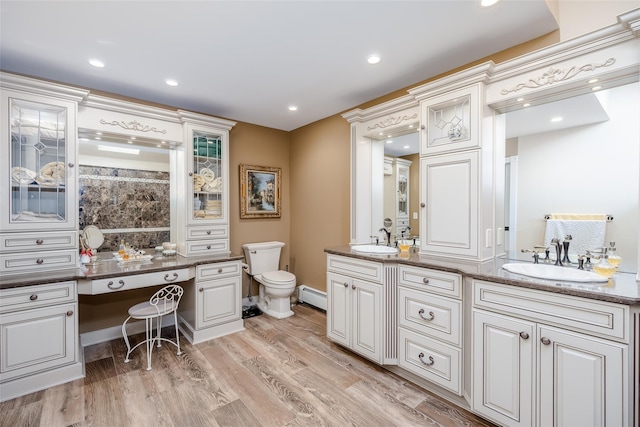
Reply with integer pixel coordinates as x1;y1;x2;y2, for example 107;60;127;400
261;270;296;286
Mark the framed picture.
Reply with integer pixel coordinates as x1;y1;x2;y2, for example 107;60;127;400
240;164;281;218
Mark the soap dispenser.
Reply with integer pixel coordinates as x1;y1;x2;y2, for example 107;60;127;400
592;248;616;278
607;241;621;270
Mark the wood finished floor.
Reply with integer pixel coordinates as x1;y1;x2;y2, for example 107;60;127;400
0;304;496;427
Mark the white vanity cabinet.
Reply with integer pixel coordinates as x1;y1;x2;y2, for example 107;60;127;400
0;281;83;402
326;254;387;364
174;116;236;257
472;280;630;427
0;75;85;273
397;265;463;395
178;261;244;344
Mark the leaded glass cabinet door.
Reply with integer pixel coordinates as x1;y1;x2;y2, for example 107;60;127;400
189;128;227;225
1;91;77;231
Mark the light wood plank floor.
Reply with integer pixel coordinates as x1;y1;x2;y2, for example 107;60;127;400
0;304;496;427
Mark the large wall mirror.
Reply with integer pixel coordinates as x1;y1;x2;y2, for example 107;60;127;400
77;130;175;252
502;81;639;273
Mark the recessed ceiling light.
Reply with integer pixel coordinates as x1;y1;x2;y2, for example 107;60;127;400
516;97;524;102
165;79;178;87
288;105;298;111
523;103;531;107
367;55;381;65
88;59;105;68
98;145;140;155
592;85;602;91
588;78;599;84
551;117;563;122
386;140;393;144
403;145;410;149
480;0;500;7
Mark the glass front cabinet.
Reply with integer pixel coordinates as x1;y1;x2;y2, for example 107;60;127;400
175;116;236;256
1;85;82;274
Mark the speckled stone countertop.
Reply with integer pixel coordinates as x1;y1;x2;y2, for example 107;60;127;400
0;252;244;290
325;245;640;305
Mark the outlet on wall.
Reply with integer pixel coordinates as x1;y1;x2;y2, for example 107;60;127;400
412;212;418;220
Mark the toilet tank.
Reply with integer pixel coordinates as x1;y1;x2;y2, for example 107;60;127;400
242;241;284;275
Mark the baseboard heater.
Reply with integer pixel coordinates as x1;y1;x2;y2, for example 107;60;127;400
298;285;327;311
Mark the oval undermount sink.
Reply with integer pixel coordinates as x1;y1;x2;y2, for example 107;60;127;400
502;263;607;283
351;245;398;254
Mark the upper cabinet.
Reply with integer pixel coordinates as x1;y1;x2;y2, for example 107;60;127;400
175;114;236;257
1;91;78;232
418;84;481;156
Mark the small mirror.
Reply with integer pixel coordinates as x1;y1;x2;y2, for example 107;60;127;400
82;225;104;251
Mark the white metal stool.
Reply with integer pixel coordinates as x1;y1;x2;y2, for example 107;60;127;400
121;284;184;370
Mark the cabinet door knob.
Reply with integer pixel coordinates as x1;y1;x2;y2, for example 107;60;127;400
36;258;44;264
164;272;179;282
30;294;38;301
351;284;356;290
206;230;211;235
206;245;211;250
519;332;530;340
422;278;429;284
418;352;434;366
343;282;348;288
199;287;204;292
218;268;223;273
68;162;74;168
36;239;44;245
66;310;74;316
418;308;435;321
421;203;426;208
540;337;551;345
188;172;193;177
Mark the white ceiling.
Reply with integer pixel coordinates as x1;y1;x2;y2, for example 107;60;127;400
0;1;558;132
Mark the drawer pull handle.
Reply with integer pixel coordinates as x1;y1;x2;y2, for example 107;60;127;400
540;337;551;345
207;245;211;250
107;280;125;289
36;239;44;245
418;353;434;366
343;282;348;288
30;294;38;301
36;258;44;264
418;309;435;321
206;230;211;235
520;332;530;340
66;310;74;316
422;278;429;284
164;273;179;281
218;268;223;274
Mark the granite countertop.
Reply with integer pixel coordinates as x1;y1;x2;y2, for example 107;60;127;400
325;245;640;305
0;252;244;290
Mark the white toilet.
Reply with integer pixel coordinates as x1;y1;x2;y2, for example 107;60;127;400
242;241;296;319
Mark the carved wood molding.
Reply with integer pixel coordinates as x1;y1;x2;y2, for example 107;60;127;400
500;58;616;95
99;119;168;134
367;112;418;131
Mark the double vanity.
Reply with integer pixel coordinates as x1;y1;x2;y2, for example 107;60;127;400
325;246;640;427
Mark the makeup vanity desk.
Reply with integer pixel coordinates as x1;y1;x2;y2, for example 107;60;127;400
0;252;244;402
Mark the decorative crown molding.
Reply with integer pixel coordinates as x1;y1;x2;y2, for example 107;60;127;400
500;58;616;95
367;112;418;131
99;119;167;134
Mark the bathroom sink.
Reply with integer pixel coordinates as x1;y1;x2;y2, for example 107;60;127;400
351;245;398;254
502;263;607;283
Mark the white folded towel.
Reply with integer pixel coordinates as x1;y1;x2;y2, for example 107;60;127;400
544;219;607;256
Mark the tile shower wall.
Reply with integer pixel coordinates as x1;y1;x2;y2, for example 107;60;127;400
79;166;170;252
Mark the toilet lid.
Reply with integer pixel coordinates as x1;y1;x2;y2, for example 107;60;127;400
262;270;295;284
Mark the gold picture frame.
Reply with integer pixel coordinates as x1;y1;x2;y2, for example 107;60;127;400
240;164;281;218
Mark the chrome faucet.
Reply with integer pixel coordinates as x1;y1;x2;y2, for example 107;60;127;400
551;238;563;266
562;235;572;264
379;227;391;246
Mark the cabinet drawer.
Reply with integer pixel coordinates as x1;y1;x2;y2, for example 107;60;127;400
196;261;241;281
398;328;462;395
473;280;629;341
399;286;461;346
187;226;228;240
0;231;77;253
186;239;229;255
327;254;383;284
0;249;78;273
78;268;190;295
398;265;461;299
0;281;76;314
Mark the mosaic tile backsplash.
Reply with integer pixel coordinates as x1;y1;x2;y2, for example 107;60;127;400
79;165;170;252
